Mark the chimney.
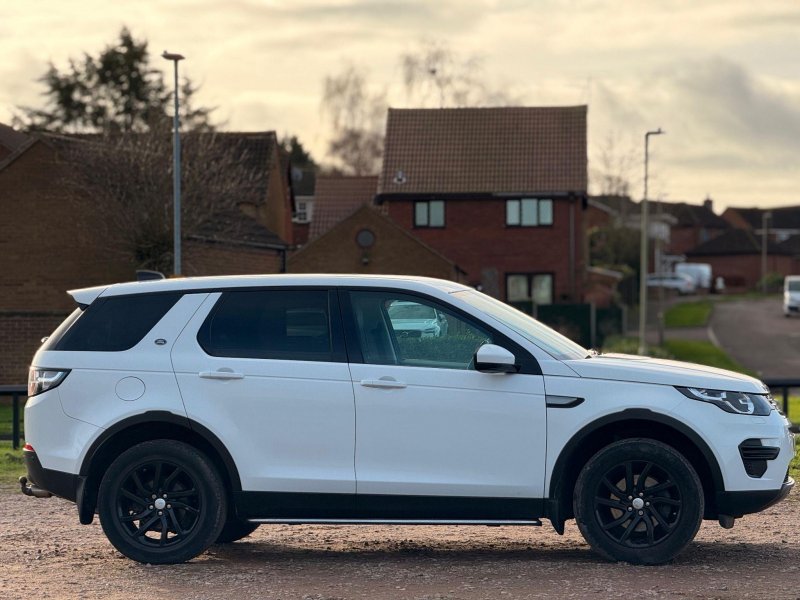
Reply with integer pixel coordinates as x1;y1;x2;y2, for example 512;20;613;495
703;196;713;212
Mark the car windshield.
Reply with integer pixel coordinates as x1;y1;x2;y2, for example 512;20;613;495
452;290;588;361
788;281;800;292
388;303;436;320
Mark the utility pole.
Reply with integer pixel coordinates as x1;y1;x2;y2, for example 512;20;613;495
761;211;772;293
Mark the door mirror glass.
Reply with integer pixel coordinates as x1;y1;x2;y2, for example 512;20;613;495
474;344;519;374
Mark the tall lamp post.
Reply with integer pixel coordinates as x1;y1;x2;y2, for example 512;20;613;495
162;50;185;276
638;128;665;355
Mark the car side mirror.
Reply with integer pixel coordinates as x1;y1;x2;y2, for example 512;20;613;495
474;344;519;374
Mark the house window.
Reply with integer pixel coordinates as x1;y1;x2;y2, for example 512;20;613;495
414;200;445;227
506;199;553;227
293;199;313;224
506;273;554;307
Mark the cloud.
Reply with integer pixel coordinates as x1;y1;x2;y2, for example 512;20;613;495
591;57;800;205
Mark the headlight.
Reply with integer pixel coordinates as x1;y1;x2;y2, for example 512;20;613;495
676;386;772;416
28;368;70;397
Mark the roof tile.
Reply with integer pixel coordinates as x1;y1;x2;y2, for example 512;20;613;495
379;106;587;195
310;175;379;239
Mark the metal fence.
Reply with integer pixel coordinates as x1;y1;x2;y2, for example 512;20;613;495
0;385;26;450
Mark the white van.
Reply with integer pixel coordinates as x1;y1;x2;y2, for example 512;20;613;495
675;263;712;289
784;275;800;317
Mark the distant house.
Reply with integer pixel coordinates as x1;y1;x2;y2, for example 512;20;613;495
376;106;588;304
289;167;316;246
722;205;800;243
289;204;466;282
308;176;379;240
685;228;797;290
661;197;730;256
0;125;292;384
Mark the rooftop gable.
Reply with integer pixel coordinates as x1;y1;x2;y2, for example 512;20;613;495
309;175;379;239
379;106;587;196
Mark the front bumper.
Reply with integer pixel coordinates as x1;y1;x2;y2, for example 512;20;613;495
716;475;794;517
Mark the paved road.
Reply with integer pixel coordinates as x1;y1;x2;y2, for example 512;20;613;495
711;297;800;379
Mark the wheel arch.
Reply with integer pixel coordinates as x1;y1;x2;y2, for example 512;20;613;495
77;411;241;525
546;408;724;533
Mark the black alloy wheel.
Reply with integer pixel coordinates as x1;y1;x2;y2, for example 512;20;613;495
98;440;226;564
574;438;703;565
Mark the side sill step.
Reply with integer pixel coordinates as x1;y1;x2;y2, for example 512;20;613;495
247;518;543;526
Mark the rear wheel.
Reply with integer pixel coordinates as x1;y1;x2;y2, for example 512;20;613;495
573;438;703;565
98;439;226;564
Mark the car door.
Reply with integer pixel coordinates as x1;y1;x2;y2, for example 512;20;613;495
343;289;547;515
171;288;356;500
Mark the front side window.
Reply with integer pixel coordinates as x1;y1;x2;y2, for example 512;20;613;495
349;291;491;369
414;200;445;227
506;198;553;226
198;290;334;361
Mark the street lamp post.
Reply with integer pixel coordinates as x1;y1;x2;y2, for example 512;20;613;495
162;50;185;276
638;128;665;355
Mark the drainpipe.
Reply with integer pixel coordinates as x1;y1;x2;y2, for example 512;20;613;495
569;201;576;301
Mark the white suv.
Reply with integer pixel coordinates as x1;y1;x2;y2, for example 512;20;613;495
21;275;794;565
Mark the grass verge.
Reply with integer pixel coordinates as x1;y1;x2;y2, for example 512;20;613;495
664;300;713;328
0;442;24;485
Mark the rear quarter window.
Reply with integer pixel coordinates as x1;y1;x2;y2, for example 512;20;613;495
52;293;182;352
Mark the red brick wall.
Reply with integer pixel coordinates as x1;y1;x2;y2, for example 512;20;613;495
385;198;584;301
183;241;283;276
0;313;68;384
288;206;464;282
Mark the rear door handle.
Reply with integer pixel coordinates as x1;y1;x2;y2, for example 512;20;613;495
360;378;407;389
199;370;245;380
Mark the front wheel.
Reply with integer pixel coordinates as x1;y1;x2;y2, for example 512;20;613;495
573;438;703;565
98;439;227;564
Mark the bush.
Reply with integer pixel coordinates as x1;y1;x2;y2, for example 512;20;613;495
600;336;672;359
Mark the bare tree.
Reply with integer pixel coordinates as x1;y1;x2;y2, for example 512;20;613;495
400;40;520;108
321;65;387;175
61;129;264;272
590;132;638;198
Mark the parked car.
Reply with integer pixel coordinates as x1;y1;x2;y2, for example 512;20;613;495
21;275;794;565
646;273;697;295
784;275;800;317
387;300;448;337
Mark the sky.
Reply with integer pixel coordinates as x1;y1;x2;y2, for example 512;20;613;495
2;0;799;211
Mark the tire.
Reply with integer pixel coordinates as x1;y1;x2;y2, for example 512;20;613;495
573;438;703;565
216;516;259;544
98;439;227;564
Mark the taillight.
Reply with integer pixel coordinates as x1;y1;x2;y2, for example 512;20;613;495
27;368;70;397
23;444;34;452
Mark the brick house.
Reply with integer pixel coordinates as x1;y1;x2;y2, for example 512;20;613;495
685;229;797;291
661;198;730;256
289;204;466;282
308;175;379;240
0;126;292;384
722;205;800;243
376;106;588;304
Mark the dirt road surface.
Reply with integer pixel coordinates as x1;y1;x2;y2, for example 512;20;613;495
1;485;798;600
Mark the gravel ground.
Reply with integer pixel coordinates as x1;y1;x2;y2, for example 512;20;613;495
1;485;798;599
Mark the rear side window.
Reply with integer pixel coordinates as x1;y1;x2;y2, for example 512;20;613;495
197;290;335;362
53;293;182;352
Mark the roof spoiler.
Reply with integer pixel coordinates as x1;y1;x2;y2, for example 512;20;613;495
67;285;107;308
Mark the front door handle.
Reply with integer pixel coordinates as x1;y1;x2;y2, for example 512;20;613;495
360;378;407;389
199;370;245;380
